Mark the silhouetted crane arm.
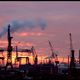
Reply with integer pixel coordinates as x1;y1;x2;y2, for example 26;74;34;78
0;47;32;53
48;40;54;58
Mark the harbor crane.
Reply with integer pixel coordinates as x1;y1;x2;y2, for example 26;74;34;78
15;46;30;66
48;40;59;64
69;33;75;69
48;40;55;58
5;24;13;70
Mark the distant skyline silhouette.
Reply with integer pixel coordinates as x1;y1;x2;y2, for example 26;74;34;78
0;2;80;61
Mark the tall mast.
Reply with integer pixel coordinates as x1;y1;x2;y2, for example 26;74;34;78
5;24;13;70
69;33;75;69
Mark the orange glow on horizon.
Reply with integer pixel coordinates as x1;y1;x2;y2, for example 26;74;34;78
0;51;71;66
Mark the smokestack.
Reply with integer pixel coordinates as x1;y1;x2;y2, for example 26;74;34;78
79;50;80;64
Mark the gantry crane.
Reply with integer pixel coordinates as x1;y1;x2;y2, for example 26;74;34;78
0;24;32;67
0;45;32;66
15;46;31;66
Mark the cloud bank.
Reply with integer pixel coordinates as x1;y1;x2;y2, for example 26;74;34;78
0;18;47;37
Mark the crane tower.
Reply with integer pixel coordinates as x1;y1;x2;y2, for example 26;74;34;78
69;33;75;69
5;24;13;70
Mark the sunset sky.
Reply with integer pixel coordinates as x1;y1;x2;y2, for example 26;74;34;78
0;1;80;64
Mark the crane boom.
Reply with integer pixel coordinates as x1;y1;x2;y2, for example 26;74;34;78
0;47;31;53
48;40;54;58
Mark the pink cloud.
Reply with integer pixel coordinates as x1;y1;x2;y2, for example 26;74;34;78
14;32;43;37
